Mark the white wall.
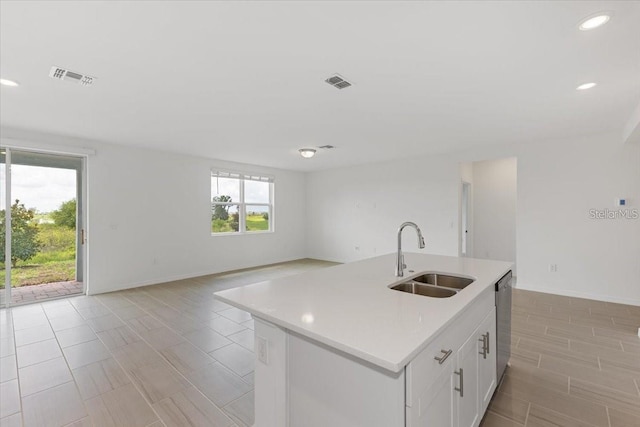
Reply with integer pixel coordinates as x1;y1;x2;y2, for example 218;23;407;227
307;133;640;306
3;128;639;305
516;135;639;305
306;155;460;264
471;158;517;267
1;129;307;295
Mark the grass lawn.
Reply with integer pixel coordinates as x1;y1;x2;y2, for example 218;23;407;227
246;215;269;231
212;214;269;233
0;223;76;288
0;260;75;288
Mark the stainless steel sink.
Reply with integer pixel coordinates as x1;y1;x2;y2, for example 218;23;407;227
412;273;474;290
390;282;457;298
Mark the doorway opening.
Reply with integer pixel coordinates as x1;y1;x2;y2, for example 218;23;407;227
459;157;517;273
1;149;85;306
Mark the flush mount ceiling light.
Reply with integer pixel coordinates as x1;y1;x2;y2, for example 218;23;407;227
579;13;611;30
0;78;19;87
299;148;316;158
576;82;597;90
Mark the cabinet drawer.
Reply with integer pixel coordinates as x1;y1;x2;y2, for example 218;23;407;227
405;288;494;407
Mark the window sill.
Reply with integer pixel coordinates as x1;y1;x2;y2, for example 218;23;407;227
210;230;274;237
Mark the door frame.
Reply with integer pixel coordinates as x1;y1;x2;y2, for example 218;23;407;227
460;181;473;258
1;141;92;307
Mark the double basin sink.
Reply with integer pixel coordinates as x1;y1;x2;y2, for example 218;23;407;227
390;273;474;298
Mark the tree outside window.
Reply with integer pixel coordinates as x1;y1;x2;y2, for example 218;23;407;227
211;171;273;234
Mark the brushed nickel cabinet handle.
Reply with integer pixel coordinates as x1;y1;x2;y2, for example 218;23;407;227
478;336;486;358
486;332;490;354
455;368;464;397
434;349;453;364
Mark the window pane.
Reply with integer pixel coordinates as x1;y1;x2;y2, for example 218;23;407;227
245;180;270;203
211;176;240;203
212;204;239;233
246;205;269;232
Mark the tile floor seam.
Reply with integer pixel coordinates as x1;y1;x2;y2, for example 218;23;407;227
526;393;610;427
569;374;640;402
94;297;196;426
222;389;253;409
90;309;181;426
152;386;237;427
45;304;92;427
522;402;531;426
488;410;525;427
97;289;240;427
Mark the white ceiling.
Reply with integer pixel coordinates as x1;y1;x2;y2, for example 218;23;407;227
1;1;639;171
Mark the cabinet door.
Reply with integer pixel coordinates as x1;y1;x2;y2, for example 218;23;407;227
456;329;480;427
407;356;456;427
478;308;497;414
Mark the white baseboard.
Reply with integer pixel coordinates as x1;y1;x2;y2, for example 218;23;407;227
86;256;310;295
514;282;640;307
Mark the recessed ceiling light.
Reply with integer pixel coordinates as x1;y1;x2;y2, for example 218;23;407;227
576;82;597;90
579;13;611;31
299;148;316;158
0;78;19;87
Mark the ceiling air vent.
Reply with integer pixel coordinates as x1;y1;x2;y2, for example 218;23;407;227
325;74;352;90
318;145;335;149
49;66;95;86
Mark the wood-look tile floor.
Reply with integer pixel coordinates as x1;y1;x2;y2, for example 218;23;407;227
1;261;639;427
481;289;640;427
0;259;337;427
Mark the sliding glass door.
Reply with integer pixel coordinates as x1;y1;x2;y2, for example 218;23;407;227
1;148;85;307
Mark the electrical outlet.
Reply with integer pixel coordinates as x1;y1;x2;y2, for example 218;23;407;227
257;336;268;365
549;264;558;273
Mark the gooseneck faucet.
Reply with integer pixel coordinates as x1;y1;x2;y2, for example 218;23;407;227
395;222;426;277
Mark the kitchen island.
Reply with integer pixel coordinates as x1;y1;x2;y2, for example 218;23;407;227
215;253;512;427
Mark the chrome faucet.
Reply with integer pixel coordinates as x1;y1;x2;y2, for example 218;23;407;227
395;222;426;277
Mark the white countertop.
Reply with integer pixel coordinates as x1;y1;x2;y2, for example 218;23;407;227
214;253;512;373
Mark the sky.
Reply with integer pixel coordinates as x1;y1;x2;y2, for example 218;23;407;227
211;176;270;204
0;164;76;213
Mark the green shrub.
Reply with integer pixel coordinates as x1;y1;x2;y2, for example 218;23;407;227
37;224;76;253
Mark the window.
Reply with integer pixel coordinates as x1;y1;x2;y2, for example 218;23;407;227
211;170;273;234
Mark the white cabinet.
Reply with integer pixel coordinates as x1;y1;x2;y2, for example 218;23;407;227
477;308;497;414
456;307;496;427
406;289;497;427
253;287;498;427
406;348;455;427
456;325;480;427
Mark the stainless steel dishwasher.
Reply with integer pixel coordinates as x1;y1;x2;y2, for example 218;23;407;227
495;270;512;382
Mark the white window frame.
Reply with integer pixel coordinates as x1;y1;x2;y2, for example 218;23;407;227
211;170;274;235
